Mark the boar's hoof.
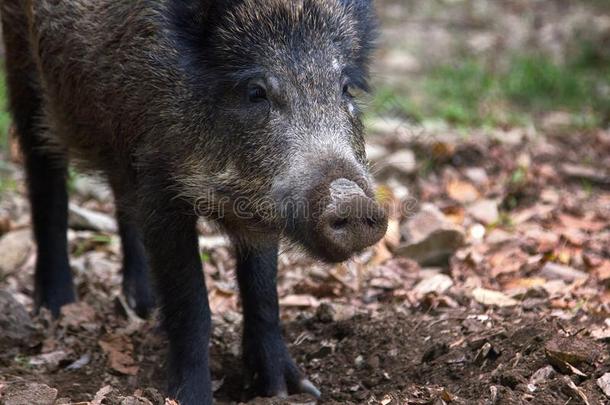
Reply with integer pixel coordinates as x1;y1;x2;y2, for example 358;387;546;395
122;276;155;318
34;274;76;318
243;345;321;399
299;379;322;399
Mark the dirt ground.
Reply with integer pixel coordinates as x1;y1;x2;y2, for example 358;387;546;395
1;1;610;404
2;118;609;405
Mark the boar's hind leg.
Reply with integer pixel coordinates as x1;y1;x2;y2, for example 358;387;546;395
137;189;212;405
3;38;74;316
111;190;155;318
236;244;321;399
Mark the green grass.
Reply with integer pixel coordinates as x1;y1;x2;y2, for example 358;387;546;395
0;72;13;195
369;51;610;129
0;73;10;151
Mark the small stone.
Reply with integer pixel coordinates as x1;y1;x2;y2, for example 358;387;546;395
28;350;69;370
0;291;36;347
401;204;447;244
561;163;609;185
467;199;499;225
0;229;32;276
464;167;489;185
383;149;417;175
469;223;486;240
1;382;58;405
365;143;389;162
597;373;610;398
397;204;465;266
72;175;112;201
396;229;465;266
545;336;601;375
528;365;556;392
539;262;588;283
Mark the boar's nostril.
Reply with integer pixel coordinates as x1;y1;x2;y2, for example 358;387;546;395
331;217;349;230
365;216;378;227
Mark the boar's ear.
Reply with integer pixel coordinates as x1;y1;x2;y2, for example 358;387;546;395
168;0;216;36
339;0;378;72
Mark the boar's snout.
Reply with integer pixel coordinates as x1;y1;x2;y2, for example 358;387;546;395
315;178;388;262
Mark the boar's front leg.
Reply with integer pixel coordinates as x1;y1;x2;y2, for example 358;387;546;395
137;189;212;405
236;244;321;399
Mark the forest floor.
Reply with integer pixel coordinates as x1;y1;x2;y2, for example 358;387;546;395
1;1;610;404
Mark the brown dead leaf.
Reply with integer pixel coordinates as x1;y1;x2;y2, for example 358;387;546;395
559;213;606;232
550;298;576;310
384;218;401;250
431;141;456;160
9;126;24;164
443;205;465;225
208;286;237;313
523;227;559;252
560;228;587;246
59;302;96;329
503;277;546;290
489;247;528;277
98;334;139;376
446;179;479;204
371;241;393;266
596;261;610;284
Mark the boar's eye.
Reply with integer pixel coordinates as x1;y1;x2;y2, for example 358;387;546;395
247;83;268;103
342;79;353;99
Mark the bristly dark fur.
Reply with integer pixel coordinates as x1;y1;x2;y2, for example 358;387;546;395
169;0;378;92
0;1;383;403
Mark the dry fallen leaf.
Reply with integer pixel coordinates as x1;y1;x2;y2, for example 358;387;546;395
488;247;528;277
208;286;237;313
98;334;139;376
279;294;320;308
91;385;113;405
595;261;610;284
503;277;546;290
59;302;97;329
558;213;606;232
446;179;480;204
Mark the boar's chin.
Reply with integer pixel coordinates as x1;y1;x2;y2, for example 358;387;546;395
305;244;357;264
282;230;361;264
